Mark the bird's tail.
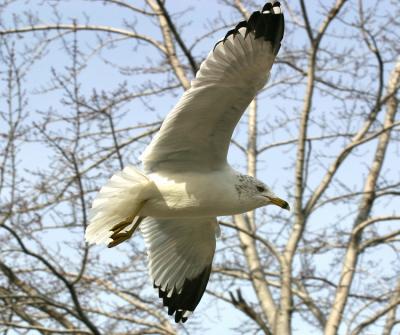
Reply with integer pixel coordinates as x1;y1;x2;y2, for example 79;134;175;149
85;165;151;246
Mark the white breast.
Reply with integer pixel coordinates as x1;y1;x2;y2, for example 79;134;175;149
140;167;247;218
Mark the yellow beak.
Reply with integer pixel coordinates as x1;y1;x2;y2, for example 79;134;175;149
269;197;290;211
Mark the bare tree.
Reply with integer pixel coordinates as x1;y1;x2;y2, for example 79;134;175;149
1;0;399;334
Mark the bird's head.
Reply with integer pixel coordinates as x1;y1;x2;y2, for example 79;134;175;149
236;174;290;211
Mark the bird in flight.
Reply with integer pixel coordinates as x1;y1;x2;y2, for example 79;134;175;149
86;1;286;323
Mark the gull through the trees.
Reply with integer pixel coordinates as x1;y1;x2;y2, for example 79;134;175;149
86;1;287;323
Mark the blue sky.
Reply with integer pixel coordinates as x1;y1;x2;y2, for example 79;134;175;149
1;0;399;334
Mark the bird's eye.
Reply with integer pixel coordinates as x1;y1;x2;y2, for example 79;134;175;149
256;186;265;192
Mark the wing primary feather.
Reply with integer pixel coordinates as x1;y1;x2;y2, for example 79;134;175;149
235;20;248;31
215;1;284;53
154;264;212;323
262;2;273;12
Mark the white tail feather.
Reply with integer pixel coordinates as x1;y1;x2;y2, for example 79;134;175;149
85;165;150;245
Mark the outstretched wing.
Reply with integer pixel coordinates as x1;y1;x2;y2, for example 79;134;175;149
140;217;219;322
142;2;284;172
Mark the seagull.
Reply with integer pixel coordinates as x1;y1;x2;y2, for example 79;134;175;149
85;1;286;323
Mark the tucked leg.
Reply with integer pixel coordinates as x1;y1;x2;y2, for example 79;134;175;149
108;216;145;248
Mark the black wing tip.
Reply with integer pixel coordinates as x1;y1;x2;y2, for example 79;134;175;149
154;265;212;323
214;1;284;52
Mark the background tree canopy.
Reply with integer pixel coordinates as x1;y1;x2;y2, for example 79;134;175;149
0;0;399;334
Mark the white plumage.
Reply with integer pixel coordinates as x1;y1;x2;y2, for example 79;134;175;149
86;1;286;323
142;27;274;172
141;217;217;291
85;166;150;245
